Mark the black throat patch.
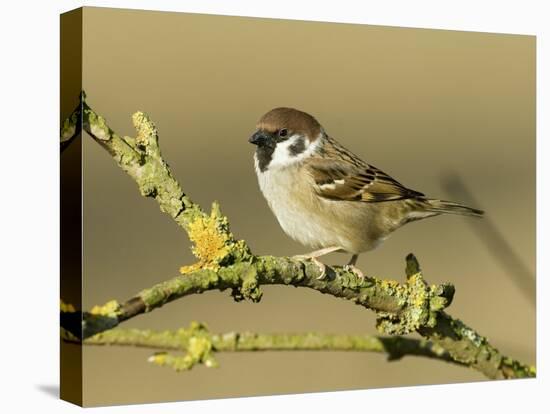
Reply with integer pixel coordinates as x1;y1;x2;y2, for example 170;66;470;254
256;145;275;172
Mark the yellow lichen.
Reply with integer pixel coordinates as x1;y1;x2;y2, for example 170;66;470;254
179;262;202;274
90;300;120;317
381;279;400;289
408;273;427;308
378;279;405;297
187;336;212;359
132;111;157;147
147;323;218;371
148;352;167;364
60;299;76;313
180;203;232;274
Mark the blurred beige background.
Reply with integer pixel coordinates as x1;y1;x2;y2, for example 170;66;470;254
78;7;535;406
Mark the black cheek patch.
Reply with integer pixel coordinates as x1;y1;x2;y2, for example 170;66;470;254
288;138;306;156
256;145;275;172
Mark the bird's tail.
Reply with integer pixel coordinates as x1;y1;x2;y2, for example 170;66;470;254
422;198;484;218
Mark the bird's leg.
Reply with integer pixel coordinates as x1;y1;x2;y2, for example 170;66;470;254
293;246;343;280
343;254;364;280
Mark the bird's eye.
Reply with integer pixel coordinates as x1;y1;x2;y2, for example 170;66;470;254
278;129;288;138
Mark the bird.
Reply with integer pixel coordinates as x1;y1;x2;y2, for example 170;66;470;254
248;107;484;279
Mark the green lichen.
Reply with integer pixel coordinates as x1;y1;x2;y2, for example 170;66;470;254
60;112;77;142
429;283;455;312
339;267;368;289
451;317;486;348
259;255;303;285
85;109;111;141
132;111;157;148
138;268;217;312
147;322;218;371
373;255;456;336
231;265;262;303
501;357;536;379
375;258;446;335
138;162;162;197
378;279;406;299
230;239;253;264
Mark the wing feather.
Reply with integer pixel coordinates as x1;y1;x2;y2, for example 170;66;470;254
307;143;424;203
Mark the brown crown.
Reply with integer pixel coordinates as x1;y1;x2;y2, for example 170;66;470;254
256;107;322;140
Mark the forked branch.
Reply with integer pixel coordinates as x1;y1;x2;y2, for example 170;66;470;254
60;94;535;380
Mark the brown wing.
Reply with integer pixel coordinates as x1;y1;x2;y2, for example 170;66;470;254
307;157;424;202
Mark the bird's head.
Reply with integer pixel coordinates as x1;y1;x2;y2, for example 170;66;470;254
249;107;324;172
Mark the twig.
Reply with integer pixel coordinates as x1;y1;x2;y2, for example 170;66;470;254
60;94;82;153
79;322;462;372
60;94;536;380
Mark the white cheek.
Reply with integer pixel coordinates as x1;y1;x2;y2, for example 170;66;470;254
267;134;321;170
268;137;299;169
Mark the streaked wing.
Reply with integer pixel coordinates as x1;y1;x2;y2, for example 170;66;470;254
307;150;424;203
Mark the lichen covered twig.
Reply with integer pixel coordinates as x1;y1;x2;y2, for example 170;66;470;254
80;322;461;372
60;94;82;152
81;99;250;266
75;254;454;341
60;94;535;381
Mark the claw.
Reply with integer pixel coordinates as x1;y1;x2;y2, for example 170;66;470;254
313;258;327;280
292;255;328;280
343;264;364;281
291;247;341;280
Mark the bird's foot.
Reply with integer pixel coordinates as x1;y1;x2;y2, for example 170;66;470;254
292;246;341;280
292;255;328;280
343;264;365;281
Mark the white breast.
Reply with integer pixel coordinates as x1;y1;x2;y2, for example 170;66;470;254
253;154;362;252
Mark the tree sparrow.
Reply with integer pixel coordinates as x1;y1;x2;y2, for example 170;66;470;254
249;107;483;279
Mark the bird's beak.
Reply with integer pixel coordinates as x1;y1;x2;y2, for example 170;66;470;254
249;131;270;146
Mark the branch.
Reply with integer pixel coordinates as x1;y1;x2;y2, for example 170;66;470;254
60;93;83;152
74;255;455;341
80;97;249;262
78;322;462;372
61;94;535;381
